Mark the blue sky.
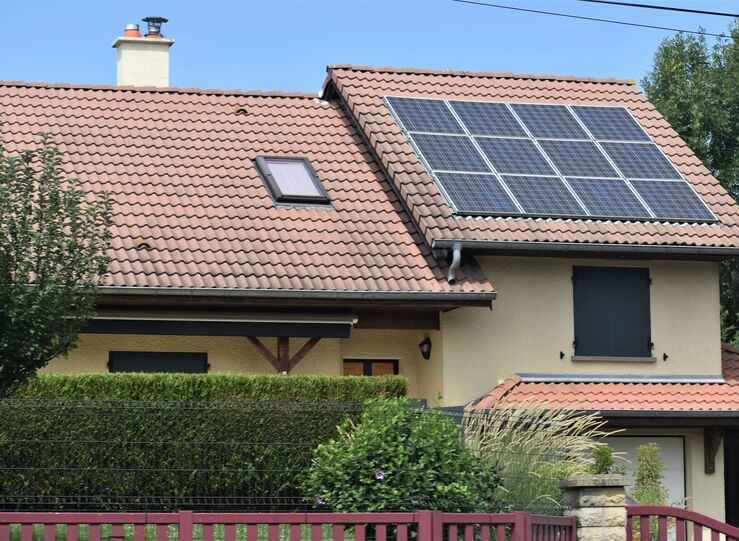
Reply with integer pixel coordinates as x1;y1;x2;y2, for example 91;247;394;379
0;1;736;93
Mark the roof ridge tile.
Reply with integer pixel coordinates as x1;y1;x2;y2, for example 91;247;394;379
327;64;637;85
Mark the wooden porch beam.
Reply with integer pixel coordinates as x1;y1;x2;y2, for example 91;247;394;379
246;336;281;372
277;336;290;372
704;427;724;474
247;336;323;373
289;337;322;371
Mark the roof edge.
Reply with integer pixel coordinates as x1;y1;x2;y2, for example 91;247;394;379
0;80;320;99
518;373;726;384
433;239;739;257
97;286;496;303
327;64;636;85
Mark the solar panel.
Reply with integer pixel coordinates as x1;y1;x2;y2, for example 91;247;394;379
630;180;714;221
510;103;588;139
538;140;618;178
386;97;464;134
384;96;716;222
600;142;681;179
435;172;519;213
567;178;650;218
476;138;555;175
410;133;490;172
572;106;650;142
503;175;586;216
450;101;527;137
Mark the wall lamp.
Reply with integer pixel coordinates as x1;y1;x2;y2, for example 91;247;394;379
418;337;432;360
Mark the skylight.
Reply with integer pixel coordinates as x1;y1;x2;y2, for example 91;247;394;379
256;157;329;205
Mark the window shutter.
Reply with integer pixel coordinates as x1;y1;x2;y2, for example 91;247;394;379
573;266;651;357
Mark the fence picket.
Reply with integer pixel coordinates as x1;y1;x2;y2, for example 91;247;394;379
333;524;345;541
134;524;146;541
311;523;322;541
156;524;168;541
248;524;259;541
496;524;506;541
397;523;408;541
225;524;236;541
354;524;366;541
658;516;667;541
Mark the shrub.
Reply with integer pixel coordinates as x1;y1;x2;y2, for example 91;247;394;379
302;397;500;512
464;400;611;514
632;442;668;505
588;443;627;475
0;373;406;511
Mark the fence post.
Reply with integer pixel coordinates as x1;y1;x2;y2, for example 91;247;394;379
416;510;443;541
558;475;630;541
512;512;532;541
179;510;194;541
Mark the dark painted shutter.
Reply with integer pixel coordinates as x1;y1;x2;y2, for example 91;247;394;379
108;352;208;373
573;266;651;357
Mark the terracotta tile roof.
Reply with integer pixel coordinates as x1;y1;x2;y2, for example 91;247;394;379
472;344;739;413
326;65;739;252
0;80;493;297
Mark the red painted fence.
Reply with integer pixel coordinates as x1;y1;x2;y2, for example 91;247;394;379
0;510;576;541
627;505;739;541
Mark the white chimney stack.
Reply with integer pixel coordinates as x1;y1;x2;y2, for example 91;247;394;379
112;17;174;87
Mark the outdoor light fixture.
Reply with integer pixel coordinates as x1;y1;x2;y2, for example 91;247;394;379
418;337;432;360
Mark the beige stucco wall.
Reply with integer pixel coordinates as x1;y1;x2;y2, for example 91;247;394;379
441;256;722;406
615;428;724;522
45;329;441;401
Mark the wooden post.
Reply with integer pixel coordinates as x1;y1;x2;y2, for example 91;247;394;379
277;337;290;372
178;511;193;541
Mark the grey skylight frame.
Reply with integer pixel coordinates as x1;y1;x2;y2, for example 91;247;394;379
383;96;718;224
255;156;331;206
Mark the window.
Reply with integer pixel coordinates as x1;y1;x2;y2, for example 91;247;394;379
255;156;329;204
343;359;399;376
108;352;208;373
573;266;651;357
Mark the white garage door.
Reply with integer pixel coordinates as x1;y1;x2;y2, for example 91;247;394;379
604;436;685;506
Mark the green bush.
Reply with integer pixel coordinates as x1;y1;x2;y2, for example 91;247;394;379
0;373;406;511
633;442;668;505
302;397;500;512
588;443;627;475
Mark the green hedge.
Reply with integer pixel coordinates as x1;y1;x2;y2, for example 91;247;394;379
0;373;406;511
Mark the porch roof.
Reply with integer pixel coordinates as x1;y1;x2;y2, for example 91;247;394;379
471;343;739;414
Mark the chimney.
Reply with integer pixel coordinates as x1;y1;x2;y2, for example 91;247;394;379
112;17;174;87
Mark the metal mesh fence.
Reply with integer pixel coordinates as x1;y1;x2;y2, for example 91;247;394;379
0;399;586;514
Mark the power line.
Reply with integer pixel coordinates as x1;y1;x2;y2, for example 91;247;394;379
451;0;727;38
578;0;739;18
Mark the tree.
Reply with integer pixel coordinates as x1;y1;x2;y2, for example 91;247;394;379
0;135;112;394
642;23;739;342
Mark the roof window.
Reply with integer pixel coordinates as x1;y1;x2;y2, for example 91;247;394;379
256;156;329;205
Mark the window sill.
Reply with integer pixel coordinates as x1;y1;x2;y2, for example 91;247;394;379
571;355;657;363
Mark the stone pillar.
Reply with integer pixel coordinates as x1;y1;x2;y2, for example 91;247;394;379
558;474;630;541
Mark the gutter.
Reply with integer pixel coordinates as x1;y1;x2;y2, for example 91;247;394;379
432;239;739;257
97;286;496;302
588;409;739;418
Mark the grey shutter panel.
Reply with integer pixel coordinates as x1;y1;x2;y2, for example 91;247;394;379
573;267;651;357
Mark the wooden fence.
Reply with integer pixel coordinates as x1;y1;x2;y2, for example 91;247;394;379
0;510;576;541
627;504;739;541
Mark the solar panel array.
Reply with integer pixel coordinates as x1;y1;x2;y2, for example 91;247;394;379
385;96;716;222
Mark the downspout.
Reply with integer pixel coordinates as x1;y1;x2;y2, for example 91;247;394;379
447;243;462;284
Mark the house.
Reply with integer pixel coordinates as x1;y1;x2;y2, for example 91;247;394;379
2;18;739;523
